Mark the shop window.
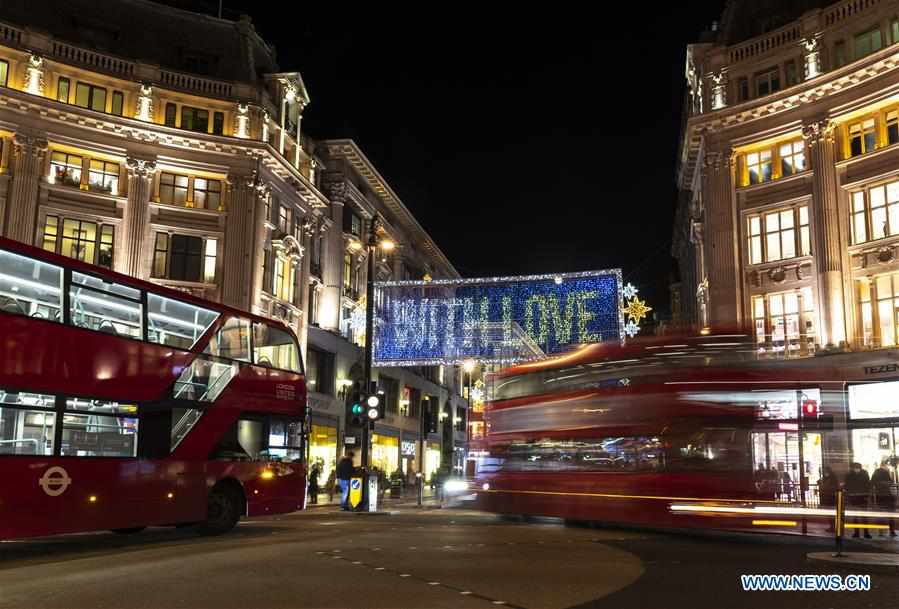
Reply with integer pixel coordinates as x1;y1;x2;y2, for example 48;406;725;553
779;140;805;176
181;106;209;133
69;271;142;339
253;321;301;372
164;102;177;127
193;177;222;210
213;111;224;135
88;159;119;195
57;77;69;103
0;391;56;455
746;149;772;184
0;60;7;87
751;288;816;355
147;293;218;350
755;67;780;97
0;249;62;321
75;82;107;113
50;151;83;188
850;180;899;244
849;118;877;157
854;27;883;60
159;172;189;206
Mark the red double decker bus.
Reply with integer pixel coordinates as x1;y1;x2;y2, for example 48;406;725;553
0;237;307;540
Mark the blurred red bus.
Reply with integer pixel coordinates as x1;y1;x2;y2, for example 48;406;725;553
0;237;307;539
474;333;899;535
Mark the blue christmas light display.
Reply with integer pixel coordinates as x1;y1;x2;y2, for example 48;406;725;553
372;270;623;367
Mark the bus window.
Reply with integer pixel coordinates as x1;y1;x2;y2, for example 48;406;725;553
69;272;142;339
204;316;251;362
253;322;301;372
266;418;303;462
0;391;56;455
60;397;138;457
147;293;219;350
210;416;264;461
667;428;750;472
0;249;63;322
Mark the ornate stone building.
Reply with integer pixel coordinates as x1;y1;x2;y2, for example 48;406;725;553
675;0;899;354
0;0;469;484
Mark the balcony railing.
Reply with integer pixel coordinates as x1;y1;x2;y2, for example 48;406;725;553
51;41;136;78
728;22;801;64
160;69;234;99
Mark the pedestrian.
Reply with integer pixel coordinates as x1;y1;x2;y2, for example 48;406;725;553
871;459;897;537
818;466;838;532
780;467;793;502
307;462;320;505
845;462;872;539
325;470;336;503
336;451;355;511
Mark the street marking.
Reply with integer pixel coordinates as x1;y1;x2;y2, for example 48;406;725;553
352;561;362;565
460;591;472;595
428;582;440;585
400;574;411;578
375;567;385;571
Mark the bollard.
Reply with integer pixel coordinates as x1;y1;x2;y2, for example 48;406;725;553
833;487;845;558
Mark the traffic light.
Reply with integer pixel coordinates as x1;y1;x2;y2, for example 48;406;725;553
347;382;364;427
365;389;386;421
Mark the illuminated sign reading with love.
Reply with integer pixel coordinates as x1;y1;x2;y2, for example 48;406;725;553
373;270;624;366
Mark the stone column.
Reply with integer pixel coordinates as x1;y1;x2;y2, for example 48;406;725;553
319;181;346;332
221;173;263;311
803;119;846;347
117;157;157;278
701;148;740;328
5;134;48;244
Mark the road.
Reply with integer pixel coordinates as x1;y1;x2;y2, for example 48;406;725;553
0;503;897;609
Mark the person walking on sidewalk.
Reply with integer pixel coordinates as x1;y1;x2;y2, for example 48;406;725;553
871;459;897;537
846;462;872;539
337;451;355;511
307;462;321;505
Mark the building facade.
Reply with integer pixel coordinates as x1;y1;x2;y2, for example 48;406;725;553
676;0;899;356
0;0;469;485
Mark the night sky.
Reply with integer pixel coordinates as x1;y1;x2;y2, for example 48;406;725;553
169;1;727;316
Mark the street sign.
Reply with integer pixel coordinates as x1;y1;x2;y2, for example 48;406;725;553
349;477;363;509
367;474;378;512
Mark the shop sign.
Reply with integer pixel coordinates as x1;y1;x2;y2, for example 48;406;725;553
344;436;357;445
401;440;417;456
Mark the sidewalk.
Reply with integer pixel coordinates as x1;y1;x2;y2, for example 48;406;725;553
305;486;439;508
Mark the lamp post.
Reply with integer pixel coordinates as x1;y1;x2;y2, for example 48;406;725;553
362;215;394;475
463;359;476;404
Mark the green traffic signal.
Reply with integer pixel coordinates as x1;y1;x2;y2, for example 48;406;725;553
351;403;363;415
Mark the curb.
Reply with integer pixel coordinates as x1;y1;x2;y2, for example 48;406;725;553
807;551;899;570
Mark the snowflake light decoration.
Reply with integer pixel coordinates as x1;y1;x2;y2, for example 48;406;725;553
622;283;639;300
349;307;367;333
623;296;652;325
624;320;640;338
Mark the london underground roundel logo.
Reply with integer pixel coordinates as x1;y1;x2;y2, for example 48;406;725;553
38;466;72;497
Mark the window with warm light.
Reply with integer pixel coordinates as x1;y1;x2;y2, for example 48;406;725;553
41;215;114;269
75;82;107;113
745;149;772;184
779;140;805;176
746;205;810;264
192;177;222;210
854;26;883;60
151;233;216;283
50;152;83;188
88;160;119;195
0;60;7;87
273;255;296;303
850;180;899;244
57;77;69;102
858;274;899;348
751;288;816;355
159;172;189;206
849;118;877;156
888;110;899;146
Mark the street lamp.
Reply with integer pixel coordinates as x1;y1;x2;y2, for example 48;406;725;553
463;359;476;405
362;215;394;476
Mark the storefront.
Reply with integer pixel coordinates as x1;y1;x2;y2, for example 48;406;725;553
308;421;338;488
424;441;441;482
371;433;399;475
848;381;899;478
400;436;417;477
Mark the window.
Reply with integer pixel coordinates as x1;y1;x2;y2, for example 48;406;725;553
159;172;189;206
211;415;302;462
746;206;809;264
755;67;780;97
835;40;847;68
779;140;805;176
111;91;124;116
213;111;224;135
170;234;203;282
785;60;798;86
266;417;303;462
886;111;899;147
253;322;301;372
205;316;251;361
50;152;83;187
0;391;56;455
53;217;115;269
278;205;292;234
343;252;353;296
153;233;169;278
849;118;877;156
75;82;107;113
181;106;209;133
751;288;816;355
379;376;399;414
344;211;362;236
746;149;772;184
164;103;177;127
737;77;749;102
69;271;141;339
88;159;119;194
262;247;273;293
273;256;296;303
0;248;62;322
148;293;218;349
61;397;138;457
41;215;59;254
57;77;70;103
193;178;222;210
893;19;899;45
850;180;899;244
858;274;899;347
0;60;7;87
308;285;319;325
204;239;217;283
854;27;883;60
305;347;333;394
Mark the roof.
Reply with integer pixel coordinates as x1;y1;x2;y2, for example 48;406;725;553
0;0;278;83
716;0;834;46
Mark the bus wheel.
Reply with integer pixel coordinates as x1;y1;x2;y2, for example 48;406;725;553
111;527;146;534
199;485;241;535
